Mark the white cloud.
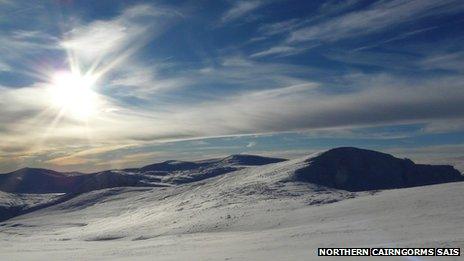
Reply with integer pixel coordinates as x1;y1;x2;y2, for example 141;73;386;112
257;18;305;36
254;0;362;38
156;73;464;136
2;71;464;171
0;29;58;74
61;4;178;70
108;63;190;97
420;51;464;72
317;0;362;15
288;0;464;43
352;26;439;52
250;45;310;58
1;1;464;172
0;61;11;72
246;141;257;148
250;46;298;58
0;3;184;171
220;1;263;24
62;20;131;62
422;119;464;133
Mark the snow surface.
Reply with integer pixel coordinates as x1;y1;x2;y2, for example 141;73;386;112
0;191;61;208
0;191;62;221
0;155;463;260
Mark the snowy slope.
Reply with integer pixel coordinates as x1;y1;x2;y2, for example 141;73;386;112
0;157;356;239
0;152;463;260
0;182;462;260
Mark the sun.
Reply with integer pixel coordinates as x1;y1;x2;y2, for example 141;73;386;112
48;71;99;120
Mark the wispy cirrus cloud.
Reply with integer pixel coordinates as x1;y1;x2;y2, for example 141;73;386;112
0;61;11;72
254;0;361;38
108;62;192;98
220;1;264;24
163;74;464;135
1;0;463;173
62;4;179;73
20;54;464;169
288;0;464;43
250;45;308;58
317;0;363;15
0;29;59;78
249;0;464;59
246;141;257;148
257;18;305;36
0;3;183;171
352;26;439;52
420;51;464;72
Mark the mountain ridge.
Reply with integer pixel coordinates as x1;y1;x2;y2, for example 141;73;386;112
0;147;462;223
0;148;461;195
292;147;463;191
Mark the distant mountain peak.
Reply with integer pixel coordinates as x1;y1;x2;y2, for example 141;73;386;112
293;147;463;191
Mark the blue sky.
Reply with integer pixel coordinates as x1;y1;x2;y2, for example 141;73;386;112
0;0;463;172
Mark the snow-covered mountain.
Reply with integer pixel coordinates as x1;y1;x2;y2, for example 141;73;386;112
291;147;463;191
0;147;462;260
0;154;287;195
1;148;461;195
0;191;62;221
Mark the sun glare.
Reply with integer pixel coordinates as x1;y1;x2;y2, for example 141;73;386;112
49;71;99;119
